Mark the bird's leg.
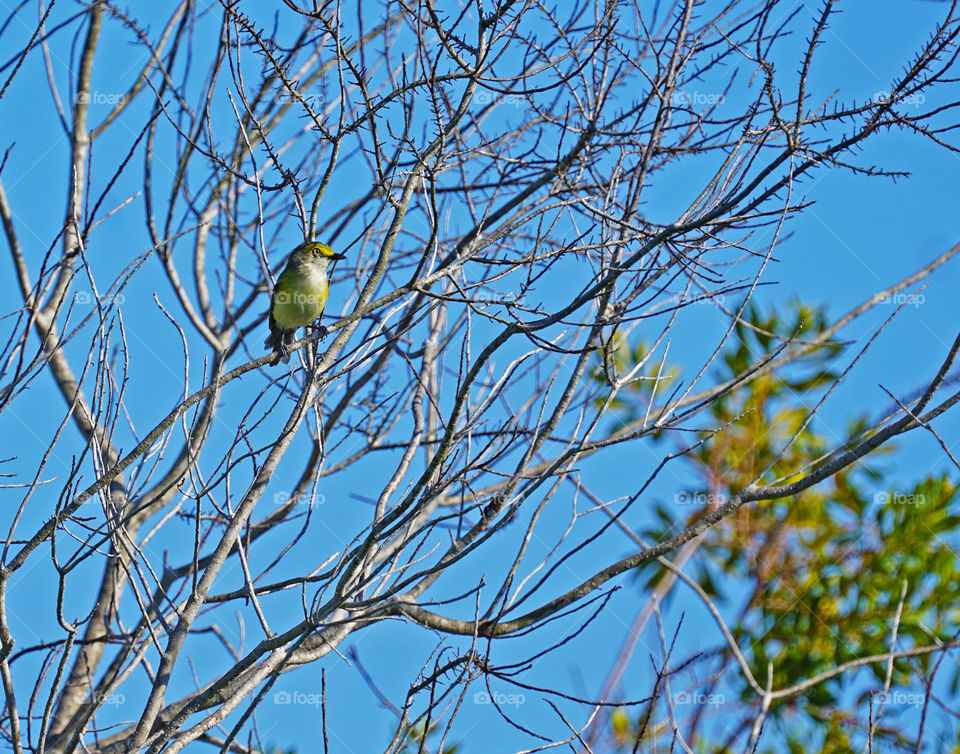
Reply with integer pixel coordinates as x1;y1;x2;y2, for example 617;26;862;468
276;329;294;365
302;325;318;365
304;320;328;370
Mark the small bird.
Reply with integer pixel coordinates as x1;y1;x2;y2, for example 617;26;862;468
264;241;345;365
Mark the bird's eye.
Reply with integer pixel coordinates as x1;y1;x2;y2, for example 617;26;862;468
313;248;321;256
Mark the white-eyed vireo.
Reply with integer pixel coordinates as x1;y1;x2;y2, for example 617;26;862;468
264;241;345;365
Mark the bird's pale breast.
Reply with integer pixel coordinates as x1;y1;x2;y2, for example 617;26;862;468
272;266;329;329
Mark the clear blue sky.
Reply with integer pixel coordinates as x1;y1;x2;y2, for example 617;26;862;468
1;1;959;751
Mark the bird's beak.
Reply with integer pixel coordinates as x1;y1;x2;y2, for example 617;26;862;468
330;252;347;261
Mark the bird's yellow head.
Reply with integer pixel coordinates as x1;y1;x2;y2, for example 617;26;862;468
290;241;345;264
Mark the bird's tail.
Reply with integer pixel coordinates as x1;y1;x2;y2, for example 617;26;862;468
265;317;291;365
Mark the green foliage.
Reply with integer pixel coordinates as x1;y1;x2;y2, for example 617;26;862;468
589;331;678;420
398;721;459;754
596;300;960;750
